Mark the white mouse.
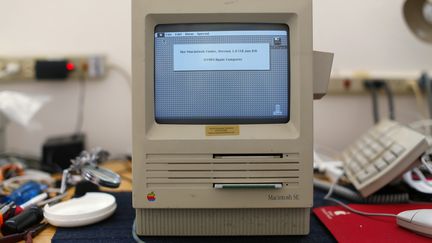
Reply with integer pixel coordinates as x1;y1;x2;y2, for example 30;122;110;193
397;209;432;238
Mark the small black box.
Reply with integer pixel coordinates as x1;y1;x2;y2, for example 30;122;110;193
35;60;69;80
42;134;85;172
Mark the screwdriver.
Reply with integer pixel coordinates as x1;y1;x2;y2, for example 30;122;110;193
0;202;14;226
1;193;62;235
20;193;48;209
1;205;44;235
1;181;47;205
0;193;47;225
2;204;23;224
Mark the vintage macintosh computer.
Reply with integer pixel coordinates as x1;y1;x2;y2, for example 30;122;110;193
132;0;333;236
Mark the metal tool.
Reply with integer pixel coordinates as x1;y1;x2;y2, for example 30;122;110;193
60;148;121;193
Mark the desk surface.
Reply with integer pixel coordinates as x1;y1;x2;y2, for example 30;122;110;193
34;160;133;243
34;161;335;242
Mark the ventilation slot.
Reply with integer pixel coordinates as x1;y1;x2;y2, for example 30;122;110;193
145;161;300;188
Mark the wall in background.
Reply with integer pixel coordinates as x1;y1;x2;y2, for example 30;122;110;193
314;0;432;71
0;0;131;156
0;0;431;157
313;0;432;151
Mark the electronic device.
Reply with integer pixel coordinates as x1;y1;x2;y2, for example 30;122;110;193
341;119;429;197
132;0;333;236
397;209;432;238
41;134;85;172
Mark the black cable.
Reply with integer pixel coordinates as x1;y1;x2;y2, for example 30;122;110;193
368;83;380;124
364;80;396;123
75;77;86;134
382;82;395;120
426;75;432;119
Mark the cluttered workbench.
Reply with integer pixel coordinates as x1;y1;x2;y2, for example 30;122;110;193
2;131;432;243
0;156;132;242
35;160;133;242
0;153;336;242
4;157;432;243
26;159;334;243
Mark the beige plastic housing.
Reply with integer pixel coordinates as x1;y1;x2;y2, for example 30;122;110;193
313;51;334;100
132;0;314;236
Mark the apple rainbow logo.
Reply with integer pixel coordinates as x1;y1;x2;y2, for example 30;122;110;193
147;191;156;202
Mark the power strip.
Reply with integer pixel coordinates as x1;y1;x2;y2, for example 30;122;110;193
328;71;422;95
0;55;106;82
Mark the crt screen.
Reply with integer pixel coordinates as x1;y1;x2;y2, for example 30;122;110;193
154;24;289;124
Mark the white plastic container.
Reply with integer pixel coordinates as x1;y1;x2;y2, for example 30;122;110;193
44;192;117;227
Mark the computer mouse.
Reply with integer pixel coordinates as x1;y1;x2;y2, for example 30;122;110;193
397;209;432;238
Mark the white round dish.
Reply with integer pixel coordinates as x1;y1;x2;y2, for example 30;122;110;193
44;192;117;227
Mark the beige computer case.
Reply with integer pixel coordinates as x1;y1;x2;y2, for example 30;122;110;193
132;0;314;236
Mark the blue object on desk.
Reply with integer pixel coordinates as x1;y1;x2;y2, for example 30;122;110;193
52;190;336;243
2;181;47;205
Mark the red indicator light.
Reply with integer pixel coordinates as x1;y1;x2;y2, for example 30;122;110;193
66;62;75;71
343;79;351;90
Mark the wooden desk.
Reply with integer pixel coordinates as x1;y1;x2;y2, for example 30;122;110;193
34;160;132;243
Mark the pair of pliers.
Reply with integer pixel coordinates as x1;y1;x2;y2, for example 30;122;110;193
0;222;47;243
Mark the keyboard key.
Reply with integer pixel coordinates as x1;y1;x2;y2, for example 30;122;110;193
356;171;370;183
364;164;378;176
382;123;398;133
369;131;380;139
391;144;405;156
370;142;383;153
348;162;361;172
356;170;376;183
349;147;358;156
357;140;367;150
374;159;387;170
363;137;374;145
362;148;376;160
355;154;369;167
383;152;397;163
379;137;393;147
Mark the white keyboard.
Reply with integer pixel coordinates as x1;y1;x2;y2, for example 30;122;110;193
342;119;429;197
